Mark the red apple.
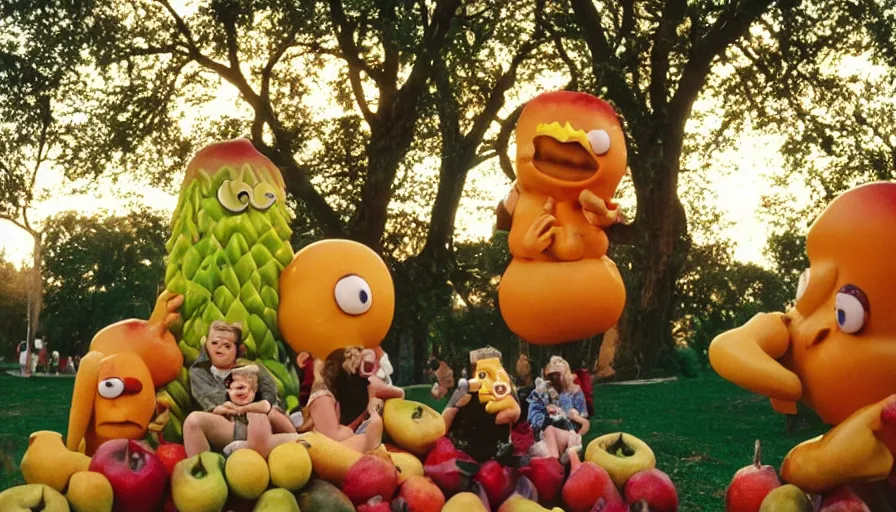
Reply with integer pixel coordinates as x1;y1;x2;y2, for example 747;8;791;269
592;497;633;512
562;457;624;512
357;495;393;512
820;486;871;512
519;456;565;504
155;438;187;477
474;460;514;507
88;439;167;512
725;440;781;512
424;457;479;495
625;468;679;512
398;476;445;512
342;454;400;505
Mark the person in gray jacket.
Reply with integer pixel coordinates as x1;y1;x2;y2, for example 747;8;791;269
183;321;296;456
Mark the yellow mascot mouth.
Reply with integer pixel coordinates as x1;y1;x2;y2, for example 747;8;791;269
532;122;598;182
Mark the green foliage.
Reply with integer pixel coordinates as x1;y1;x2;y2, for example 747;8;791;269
0;253;28;359
40;208;168;356
675;240;792;364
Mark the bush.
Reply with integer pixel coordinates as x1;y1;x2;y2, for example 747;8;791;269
676;347;701;378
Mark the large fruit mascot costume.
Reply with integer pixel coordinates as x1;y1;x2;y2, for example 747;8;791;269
161;139;301;440
497;90;628;345
277;239;395;360
710;182;896;496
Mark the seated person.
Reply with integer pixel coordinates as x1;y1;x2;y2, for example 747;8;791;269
183;321;295;456
515;353;536;421
299;346;404;452
443;347;521;463
527;356;589;461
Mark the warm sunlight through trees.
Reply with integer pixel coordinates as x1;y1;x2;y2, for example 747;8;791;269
1;0;894;379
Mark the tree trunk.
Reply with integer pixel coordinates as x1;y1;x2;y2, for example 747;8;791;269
23;233;43;377
615;187;689;377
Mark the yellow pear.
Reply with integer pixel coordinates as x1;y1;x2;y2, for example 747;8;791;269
383;399;445;456
66;471;113;512
268;441;312;491
225;448;270;500
298;432;362;485
0;484;70;512
443;492;489;512
20;431;91;492
253;488;300;512
389;451;424;483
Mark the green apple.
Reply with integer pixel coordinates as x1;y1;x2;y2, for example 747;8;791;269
0;484;70;511
172;452;229;512
254;488;300;512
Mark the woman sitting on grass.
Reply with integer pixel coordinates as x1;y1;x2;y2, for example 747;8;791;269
527;356;590;461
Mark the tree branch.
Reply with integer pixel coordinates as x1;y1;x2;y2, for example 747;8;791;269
495;104;524;181
547;22;580;91
328;0;380;124
568;0;647;127
0;213;36;237
379;2;400;92
649;0;687;118
621;0;635;39
668;0;777;133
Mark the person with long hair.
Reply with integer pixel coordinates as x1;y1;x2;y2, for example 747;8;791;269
527;356;590;461
299;346;404;452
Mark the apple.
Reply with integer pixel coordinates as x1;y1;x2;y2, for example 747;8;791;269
155;435;187;477
357;496;393;512
171;452;229;512
88;439;166;512
625;468;679;512
562;457;624;512
398;476;446;512
519;456;565;504
585;432;657;488
383;399;446;456
820;486;871;512
341;454;400;505
725;440;781;512
473;460;514;507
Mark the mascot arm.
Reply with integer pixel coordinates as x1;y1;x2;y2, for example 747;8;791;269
781;395;896;494
708;312;802;402
66;351;104;451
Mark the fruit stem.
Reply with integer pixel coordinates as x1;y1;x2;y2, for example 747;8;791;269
753;439;762;468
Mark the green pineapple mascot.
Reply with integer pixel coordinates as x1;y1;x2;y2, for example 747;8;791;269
157;139;301;441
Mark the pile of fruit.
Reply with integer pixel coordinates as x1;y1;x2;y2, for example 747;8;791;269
1;399;681;511
724;440;873;512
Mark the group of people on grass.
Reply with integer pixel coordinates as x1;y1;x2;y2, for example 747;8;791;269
182;321;403;457
182;320;595;465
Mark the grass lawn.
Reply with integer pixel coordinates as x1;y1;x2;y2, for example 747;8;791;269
0;371;827;510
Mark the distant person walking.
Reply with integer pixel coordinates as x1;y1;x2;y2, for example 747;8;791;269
18;342;28;376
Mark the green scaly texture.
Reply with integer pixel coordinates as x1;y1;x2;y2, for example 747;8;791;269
159;162;300;442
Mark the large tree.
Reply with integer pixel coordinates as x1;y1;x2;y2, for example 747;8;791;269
0;0;96;374
40;209;168;357
530;0;896;374
52;0;555;382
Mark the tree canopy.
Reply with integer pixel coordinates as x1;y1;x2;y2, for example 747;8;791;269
1;0;894;380
40;209;168;356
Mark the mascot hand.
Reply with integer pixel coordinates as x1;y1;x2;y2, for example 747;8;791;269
781;394;896;494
